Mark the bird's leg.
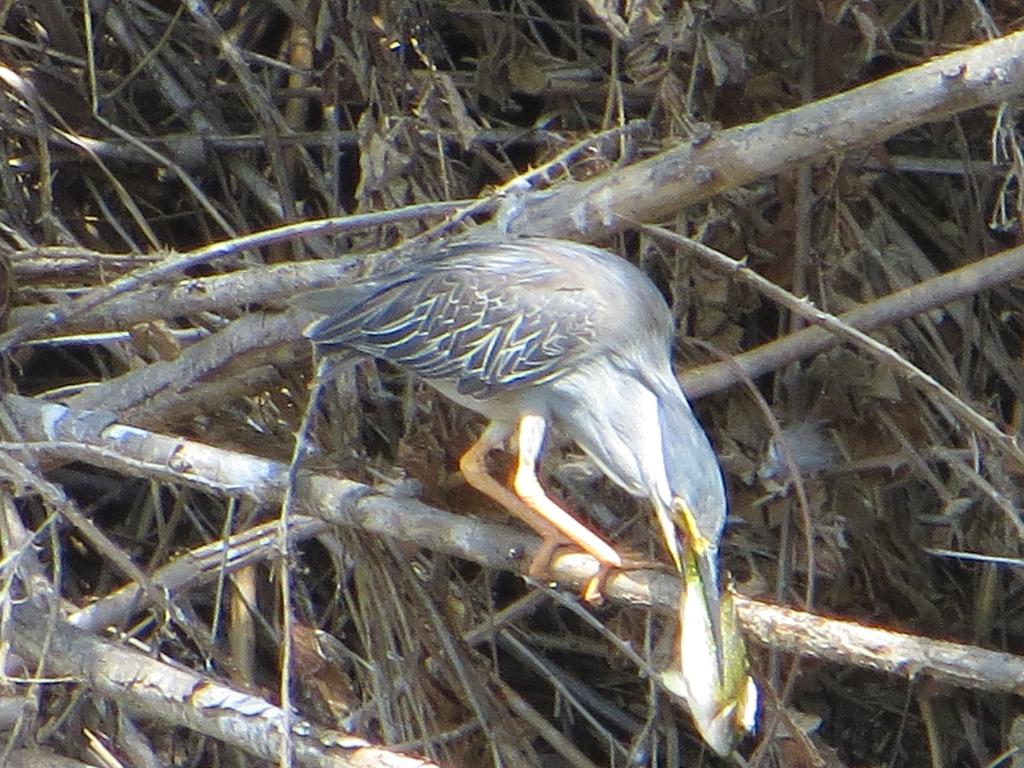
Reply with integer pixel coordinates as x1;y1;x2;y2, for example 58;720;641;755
513;413;623;601
459;421;570;577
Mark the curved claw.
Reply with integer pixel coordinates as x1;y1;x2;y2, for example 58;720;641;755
582;553;663;603
581;561;615;603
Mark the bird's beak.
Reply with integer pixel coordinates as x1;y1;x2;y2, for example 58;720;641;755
671;497;726;677
661;498;758;756
662;554;758;756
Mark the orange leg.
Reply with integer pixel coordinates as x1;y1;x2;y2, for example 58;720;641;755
513;413;623;569
459;417;624;598
459;422;569;578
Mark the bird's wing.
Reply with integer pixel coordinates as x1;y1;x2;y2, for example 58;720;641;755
304;247;601;399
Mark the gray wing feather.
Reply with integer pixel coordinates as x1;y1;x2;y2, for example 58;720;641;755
304;245;599;399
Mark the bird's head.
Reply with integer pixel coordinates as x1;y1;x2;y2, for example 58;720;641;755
647;380;730;663
647;373;757;755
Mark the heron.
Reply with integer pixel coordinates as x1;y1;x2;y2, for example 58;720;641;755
301;236;756;755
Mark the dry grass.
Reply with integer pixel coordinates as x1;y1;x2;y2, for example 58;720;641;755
2;1;1024;766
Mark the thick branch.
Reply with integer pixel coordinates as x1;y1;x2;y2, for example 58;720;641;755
9;594;435;768
498;31;1024;239
4;394;1024;696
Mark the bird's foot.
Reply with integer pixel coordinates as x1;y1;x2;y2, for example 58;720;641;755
581;554;668;602
618;553;664;571
525;536;566;582
526;538;624;604
581;563;614;604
